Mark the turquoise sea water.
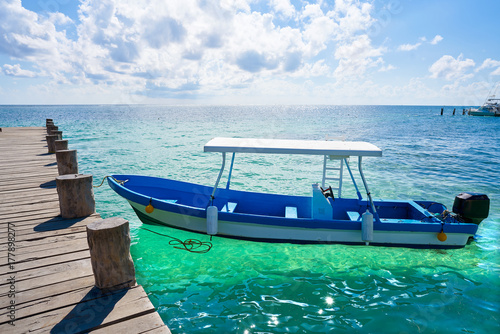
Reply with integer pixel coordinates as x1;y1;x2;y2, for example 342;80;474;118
1;105;499;333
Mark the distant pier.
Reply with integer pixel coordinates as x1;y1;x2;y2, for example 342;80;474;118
0;126;170;333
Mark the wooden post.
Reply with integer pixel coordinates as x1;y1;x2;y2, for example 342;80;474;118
46;134;58;153
87;217;136;291
56;174;95;218
46;118;53;123
440;108;443;115
453;108;456;115
52;130;63;140
55;149;78;175
47;125;58;134
55;139;68;151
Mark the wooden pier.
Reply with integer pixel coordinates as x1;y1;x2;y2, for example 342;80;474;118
0;127;170;333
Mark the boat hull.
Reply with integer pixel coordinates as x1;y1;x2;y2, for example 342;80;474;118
108;175;477;249
128;200;472;248
470;110;500;116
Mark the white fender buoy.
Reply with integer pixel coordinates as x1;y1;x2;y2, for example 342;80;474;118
207;205;218;235
362;209;373;245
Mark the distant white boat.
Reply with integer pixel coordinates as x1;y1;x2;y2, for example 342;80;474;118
468;83;500;116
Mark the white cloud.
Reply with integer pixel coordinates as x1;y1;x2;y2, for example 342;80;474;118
0;0;72;62
379;64;396;72
332;0;374;40
334;34;385;80
2;64;37;77
399;35;441;51
429;54;475;81
270;0;295;18
398;42;421;51
430;35;443;45
476;58;500;75
0;0;391;102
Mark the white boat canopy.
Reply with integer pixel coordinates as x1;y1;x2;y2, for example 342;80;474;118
204;137;382;157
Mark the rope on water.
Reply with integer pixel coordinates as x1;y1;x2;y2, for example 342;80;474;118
140;227;213;254
94;175;128;188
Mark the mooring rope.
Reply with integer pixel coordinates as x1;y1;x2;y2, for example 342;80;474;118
93;175;128;188
140;227;213;253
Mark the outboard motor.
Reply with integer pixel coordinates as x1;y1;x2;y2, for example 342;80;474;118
452;192;490;224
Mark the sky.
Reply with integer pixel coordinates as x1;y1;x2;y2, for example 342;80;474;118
0;0;499;105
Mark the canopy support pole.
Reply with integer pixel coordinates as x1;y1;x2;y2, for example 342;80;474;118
344;158;362;200
210;152;226;205
226;153;236;189
358;156;380;222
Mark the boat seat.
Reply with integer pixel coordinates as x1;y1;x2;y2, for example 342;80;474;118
221;202;237;213
347;211;361;221
285;206;298;218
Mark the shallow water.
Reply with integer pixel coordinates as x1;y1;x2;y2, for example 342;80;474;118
2;105;499;333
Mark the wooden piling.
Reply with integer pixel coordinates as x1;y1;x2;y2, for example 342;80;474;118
87;217;137;291
46;125;58;134
52;130;63;140
46;134;58;153
440;108;443;115
55;149;78;175
55;139;68;151
56;174;95;218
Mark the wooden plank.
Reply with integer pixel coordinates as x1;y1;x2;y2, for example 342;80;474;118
10;215;98;237
0;231;88;252
0;208;61;224
0;250;90;276
0;189;57;203
0;226;88;249
91;312;170;334
0;181;56;192
143;326;173;333
0;236;88;259
0;213;100;230
0;160;56;169
0;200;60;216
0;170;58;182
0;285;155;333
0;261;94;304
0;258;92;285
0;276;95;310
0;177;56;188
0;282;105;322
0;237;89;263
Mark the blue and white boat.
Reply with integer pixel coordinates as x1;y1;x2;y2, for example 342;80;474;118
108;137;489;248
469;83;500;116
